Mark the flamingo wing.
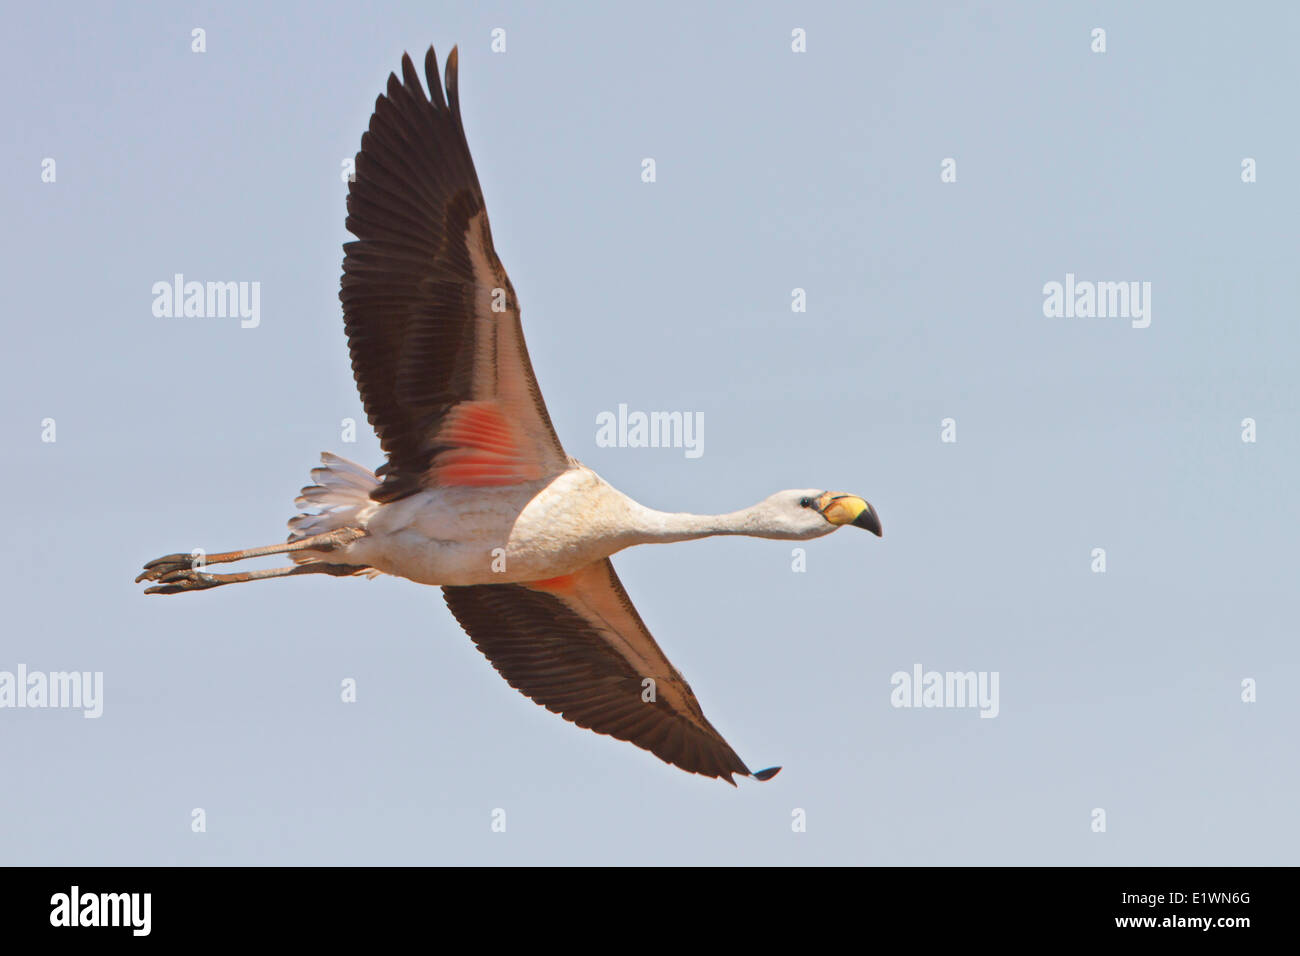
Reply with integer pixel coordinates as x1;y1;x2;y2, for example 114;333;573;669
341;47;567;501
442;560;781;784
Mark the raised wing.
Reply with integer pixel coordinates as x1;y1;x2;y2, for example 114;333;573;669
341;47;567;502
442;560;781;784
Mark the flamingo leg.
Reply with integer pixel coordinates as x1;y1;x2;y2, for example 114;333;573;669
143;561;362;595
136;528;365;583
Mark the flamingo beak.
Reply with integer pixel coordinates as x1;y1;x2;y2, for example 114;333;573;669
815;493;882;537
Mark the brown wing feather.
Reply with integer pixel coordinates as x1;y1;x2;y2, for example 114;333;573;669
442;559;780;784
341;46;566;501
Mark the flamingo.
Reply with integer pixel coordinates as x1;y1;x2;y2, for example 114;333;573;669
137;46;882;784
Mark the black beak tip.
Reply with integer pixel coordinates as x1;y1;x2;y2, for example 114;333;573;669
853;507;882;537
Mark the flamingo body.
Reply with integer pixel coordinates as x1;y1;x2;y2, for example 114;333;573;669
138;46;883;784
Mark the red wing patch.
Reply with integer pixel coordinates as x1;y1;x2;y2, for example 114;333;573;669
526;574;578;594
426;401;547;487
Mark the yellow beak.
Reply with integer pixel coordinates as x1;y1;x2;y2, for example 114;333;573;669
815;492;882;537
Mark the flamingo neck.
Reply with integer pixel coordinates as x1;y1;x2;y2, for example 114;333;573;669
629;504;777;543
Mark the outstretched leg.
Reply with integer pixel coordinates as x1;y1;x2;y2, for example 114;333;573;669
143;561;363;595
136;528;364;584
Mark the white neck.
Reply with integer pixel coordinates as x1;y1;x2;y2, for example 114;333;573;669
627;503;796;544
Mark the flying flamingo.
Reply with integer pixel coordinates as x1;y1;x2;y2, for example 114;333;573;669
137;46;882;784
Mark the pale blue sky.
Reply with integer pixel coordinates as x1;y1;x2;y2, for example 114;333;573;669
2;1;1296;864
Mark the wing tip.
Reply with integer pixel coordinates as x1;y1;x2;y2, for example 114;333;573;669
422;46;448;110
751;766;782;782
406;43;458;114
446;45;461;115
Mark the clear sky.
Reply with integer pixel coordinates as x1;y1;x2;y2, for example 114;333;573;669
2;1;1296;865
